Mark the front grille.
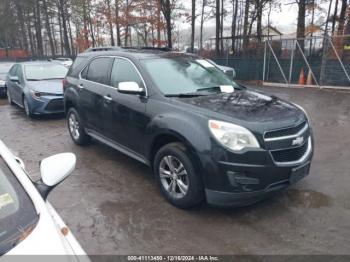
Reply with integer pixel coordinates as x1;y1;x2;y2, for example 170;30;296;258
271;140;309;163
264;122;307;139
46;99;64;111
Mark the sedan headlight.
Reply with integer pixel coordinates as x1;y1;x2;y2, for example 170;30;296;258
209;120;260;151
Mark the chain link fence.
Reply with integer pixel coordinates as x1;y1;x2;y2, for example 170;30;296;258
211;35;350;89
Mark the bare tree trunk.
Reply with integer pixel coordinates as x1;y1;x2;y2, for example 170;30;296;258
115;0;121;46
243;0;250;48
220;0;224;53
337;0;347;35
256;0;262;43
42;0;55;56
34;0;44;56
215;0;220;56
332;0;339;34
14;0;29;53
58;0;71;56
106;0;115;46
191;0;196;52
199;0;206;52
297;0;306;51
160;0;173;48
231;0;238;52
157;0;161;47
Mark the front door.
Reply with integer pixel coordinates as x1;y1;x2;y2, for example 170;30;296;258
103;58;148;155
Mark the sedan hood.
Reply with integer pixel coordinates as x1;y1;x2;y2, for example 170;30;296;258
27;80;63;95
174;88;306;132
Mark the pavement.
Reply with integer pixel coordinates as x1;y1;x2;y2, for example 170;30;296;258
0;85;350;255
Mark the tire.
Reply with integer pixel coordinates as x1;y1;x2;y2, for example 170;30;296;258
23;97;32;118
154;142;204;209
7;89;14;105
67;107;91;145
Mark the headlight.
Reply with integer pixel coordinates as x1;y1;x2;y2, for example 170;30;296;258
209;120;260;151
30;89;42;99
0;80;5;86
293;103;310;122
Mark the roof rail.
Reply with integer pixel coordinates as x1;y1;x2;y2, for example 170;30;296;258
84;46;122;52
84;46;172;53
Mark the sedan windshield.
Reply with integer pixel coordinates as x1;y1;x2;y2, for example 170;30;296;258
0;157;38;255
24;64;68;81
141;57;239;96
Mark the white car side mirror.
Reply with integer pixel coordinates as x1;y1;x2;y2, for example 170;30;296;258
41;153;76;186
36;153;76;199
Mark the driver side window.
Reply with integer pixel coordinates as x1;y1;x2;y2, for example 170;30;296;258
110;58;143;89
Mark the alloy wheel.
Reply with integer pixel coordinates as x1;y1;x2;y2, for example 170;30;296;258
69;113;80;140
159;155;189;199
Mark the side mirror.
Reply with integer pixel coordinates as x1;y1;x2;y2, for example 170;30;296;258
118;81;144;95
10;76;19;83
35;153;76;199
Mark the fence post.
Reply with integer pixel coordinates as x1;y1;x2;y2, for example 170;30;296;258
288;40;295;86
263;41;267;82
320;36;329;86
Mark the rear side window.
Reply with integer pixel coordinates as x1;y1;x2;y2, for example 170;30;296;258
110;58;143;88
86;57;113;85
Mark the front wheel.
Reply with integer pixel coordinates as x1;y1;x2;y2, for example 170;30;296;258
154;142;204;209
23;97;32;118
67;108;91;145
7;89;14;105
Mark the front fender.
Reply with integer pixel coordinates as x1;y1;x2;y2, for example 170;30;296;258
146;112;211;155
63;87;79;114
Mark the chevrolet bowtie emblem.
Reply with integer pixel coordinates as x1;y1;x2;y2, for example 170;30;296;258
292;136;304;146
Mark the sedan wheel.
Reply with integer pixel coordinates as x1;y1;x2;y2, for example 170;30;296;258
23;98;31;117
159;155;189;199
7;90;13;105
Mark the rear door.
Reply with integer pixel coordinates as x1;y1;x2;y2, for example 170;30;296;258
78;57;114;134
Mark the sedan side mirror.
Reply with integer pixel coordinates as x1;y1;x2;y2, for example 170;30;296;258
35;153;76;199
10;76;20;83
118;81;145;95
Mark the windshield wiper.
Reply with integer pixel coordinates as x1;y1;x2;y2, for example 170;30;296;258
165;92;212;97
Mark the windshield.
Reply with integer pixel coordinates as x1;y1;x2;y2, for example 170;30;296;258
142;57;239;96
24;64;68;81
0;157;38;255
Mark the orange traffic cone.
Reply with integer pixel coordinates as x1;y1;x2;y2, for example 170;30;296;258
306;70;313;85
298;68;305;85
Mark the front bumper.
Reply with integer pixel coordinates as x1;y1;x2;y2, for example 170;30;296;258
200;136;313;207
28;95;64;115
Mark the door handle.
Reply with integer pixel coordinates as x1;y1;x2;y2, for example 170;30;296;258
103;95;112;102
78;84;84;90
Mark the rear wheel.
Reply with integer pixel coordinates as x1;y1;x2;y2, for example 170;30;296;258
154;142;204;209
67;108;91;145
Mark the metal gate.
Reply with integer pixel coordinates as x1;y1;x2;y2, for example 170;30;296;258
263;35;350;89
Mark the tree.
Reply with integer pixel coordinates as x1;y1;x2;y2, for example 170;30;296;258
190;0;196;52
215;0;220;55
337;0;348;35
160;0;173;48
296;0;306;50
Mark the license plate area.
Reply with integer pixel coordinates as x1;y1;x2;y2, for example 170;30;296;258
290;162;310;184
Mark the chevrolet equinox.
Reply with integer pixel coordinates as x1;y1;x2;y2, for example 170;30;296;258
64;49;313;208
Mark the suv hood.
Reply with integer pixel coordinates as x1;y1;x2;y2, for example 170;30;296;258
174;89;306;132
27;80;63;95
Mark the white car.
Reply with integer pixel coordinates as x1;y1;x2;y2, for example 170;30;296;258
52;58;73;68
0;140;87;257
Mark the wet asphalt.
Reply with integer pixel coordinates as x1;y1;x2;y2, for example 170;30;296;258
0;85;349;255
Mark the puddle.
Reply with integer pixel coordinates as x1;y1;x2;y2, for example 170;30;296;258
285;189;332;208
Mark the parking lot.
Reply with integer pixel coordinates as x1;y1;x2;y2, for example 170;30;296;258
0;85;350;255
